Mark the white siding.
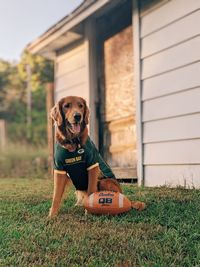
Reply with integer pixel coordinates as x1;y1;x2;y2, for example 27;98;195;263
55;42;89;103
142;36;200;79
140;0;200;188
56;68;87;91
55;84;89;103
143;113;200;143
145;165;200;188
142;9;200;58
143;87;200;121
141;0;200;37
142;62;200;100
144;139;200;165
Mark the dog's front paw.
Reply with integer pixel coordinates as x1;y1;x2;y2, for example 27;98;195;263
75;196;88;207
75;190;88;207
48;208;58;218
75;201;84;207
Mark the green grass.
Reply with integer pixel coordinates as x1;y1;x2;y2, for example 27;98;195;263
0;179;200;267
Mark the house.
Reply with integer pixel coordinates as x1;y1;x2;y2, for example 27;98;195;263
28;0;200;188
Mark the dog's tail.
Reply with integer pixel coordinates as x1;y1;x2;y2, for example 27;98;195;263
131;201;146;211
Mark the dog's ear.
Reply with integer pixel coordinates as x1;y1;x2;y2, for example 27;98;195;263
84;100;90;125
98;178;122;193
50;101;63;126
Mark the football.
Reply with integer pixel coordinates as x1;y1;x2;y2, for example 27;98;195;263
84;191;132;215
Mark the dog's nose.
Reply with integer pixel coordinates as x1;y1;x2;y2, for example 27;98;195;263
74;113;81;122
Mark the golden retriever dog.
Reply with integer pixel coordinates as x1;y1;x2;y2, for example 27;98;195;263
49;96;145;217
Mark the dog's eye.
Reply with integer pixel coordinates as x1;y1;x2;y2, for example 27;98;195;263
78;103;83;108
64;103;71;108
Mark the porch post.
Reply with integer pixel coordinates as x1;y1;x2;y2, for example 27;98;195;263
132;0;144;185
85;18;99;148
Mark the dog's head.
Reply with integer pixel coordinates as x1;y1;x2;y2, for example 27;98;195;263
50;96;89;142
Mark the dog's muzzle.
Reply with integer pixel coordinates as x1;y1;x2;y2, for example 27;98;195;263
74;113;81;123
67;113;82;134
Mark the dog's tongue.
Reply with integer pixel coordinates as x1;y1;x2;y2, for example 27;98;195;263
71;123;80;133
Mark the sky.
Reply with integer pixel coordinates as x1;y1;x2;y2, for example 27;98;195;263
0;0;83;62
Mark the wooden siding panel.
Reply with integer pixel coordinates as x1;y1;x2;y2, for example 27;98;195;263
142;36;200;79
144;139;200;165
144;165;200;188
142;62;200;100
141;0;200;37
56;67;87;92
143;87;200;122
143;113;200;143
55;83;88;103
56;45;84;63
56;50;85;77
142;10;200;58
55;42;89;104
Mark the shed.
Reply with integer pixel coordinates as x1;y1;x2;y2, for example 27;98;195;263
28;0;200;188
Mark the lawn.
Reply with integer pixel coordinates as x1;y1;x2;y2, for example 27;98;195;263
0;178;200;267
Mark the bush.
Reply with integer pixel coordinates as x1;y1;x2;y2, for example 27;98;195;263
0;143;48;178
7;122;47;146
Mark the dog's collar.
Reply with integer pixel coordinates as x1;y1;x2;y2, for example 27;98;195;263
61;137;81;148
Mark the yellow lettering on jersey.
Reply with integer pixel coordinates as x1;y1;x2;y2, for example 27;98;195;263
65;156;82;164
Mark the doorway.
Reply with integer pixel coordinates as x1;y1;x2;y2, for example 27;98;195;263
97;2;137;179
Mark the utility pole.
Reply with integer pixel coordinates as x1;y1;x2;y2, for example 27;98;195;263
26;64;32;140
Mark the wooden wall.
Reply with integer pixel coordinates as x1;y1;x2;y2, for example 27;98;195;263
103;25;136;169
140;0;200;187
104;26;135;121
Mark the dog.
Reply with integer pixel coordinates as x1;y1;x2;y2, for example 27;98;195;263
48;96;145;217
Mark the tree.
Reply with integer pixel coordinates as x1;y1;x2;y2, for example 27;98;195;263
0;50;54;145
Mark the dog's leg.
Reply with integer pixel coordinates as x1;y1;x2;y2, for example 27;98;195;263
75;190;87;206
49;173;71;217
87;166;100;195
98;178;122;193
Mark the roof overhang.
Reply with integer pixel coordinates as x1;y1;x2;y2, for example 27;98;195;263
27;0;111;59
28;31;82;59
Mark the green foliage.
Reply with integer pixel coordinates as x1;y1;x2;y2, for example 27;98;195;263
0;60;25;117
0;60;10;105
0;179;200;266
0;144;48;179
18;50;54;89
0;50;54;145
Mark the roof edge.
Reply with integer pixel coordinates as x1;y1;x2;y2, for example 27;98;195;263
27;0;110;55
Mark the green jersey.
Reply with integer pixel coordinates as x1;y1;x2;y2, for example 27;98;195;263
54;137;115;190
